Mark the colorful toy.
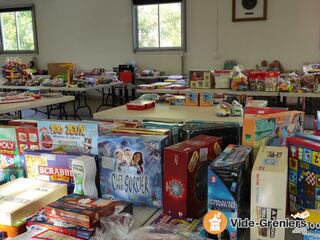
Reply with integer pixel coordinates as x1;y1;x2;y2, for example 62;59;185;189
230;65;249;91
286;134;320;213
163;135;223;218
242;110;304;157
208;145;252;240
37;121;98;155
98;134;169;208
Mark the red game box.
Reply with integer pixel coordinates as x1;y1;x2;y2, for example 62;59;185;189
126;100;155;110
163;135;223;218
43;194;118;228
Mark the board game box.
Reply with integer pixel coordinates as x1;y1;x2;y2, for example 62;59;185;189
163;135;223;218
98;134;170;208
24;150;96;193
180;122;241;146
199;92;214;107
28;199;132;239
250;146;288;240
208;145;252;240
242;110;304;157
37;120;99;155
286;134;320;213
142;121;182;144
43;194;127;228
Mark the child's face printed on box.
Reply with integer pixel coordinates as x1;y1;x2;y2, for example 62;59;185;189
132;152;142;166
115;150;124;162
124;149;132;160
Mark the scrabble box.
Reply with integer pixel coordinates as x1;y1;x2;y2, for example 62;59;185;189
242;110;304;158
286;134;320;213
163;135;223;218
250;146;288;240
208;145;252;240
98;134;169;208
24;151;95;193
37;120;99;155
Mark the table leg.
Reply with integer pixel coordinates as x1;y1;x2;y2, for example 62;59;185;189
112;86;116;106
124;85;129;103
46;106;51;119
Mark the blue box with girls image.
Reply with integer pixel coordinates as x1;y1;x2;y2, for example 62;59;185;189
98;134;169;208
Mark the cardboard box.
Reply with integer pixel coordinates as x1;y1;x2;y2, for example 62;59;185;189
214;70;231;89
163;135;223;218
142;121;182;144
185;92;199;106
189;70;214;89
0;178;67;226
48;63;73;78
27;200;132;240
37;120;99;155
24;151;95;193
44;194;123;228
112;127;170;137
208;145;252;240
98;134;170;208
242;110;304;158
286;134;320;213
250;146;288;240
180;122;241;147
199;92;214;107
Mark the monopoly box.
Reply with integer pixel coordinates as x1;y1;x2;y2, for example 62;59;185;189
208;145;252;240
163;135;223;218
286;134;320;213
23;151;95;193
98;134;170;208
37;120;99;155
242;110;304;157
251;146;288;240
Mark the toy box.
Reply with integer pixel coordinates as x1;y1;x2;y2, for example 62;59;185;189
37;120;98;155
286;134;320;213
242;110;304;158
98;134;170;208
250;146;288;240
24;151;95;193
142;121;182;144
180;122;241;147
213;70;231;89
163;135;223;219
208;145;252;240
185;92;199;106
112;127;170;137
0;221;26;238
199;92;214;107
189;70;214;89
43;194;127;228
0;178;67;226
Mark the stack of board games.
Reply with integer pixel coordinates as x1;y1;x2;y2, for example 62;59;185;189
27;194;132;239
37;120;99;155
0;178;67;226
142;121;182;144
251;146;288;240
208;145;252;240
286;134;320;213
98;134;169;208
163;135;223;218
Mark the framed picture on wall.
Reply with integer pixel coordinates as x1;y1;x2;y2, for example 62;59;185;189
232;0;267;22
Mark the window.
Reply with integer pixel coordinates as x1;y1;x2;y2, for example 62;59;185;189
133;0;185;51
0;5;38;53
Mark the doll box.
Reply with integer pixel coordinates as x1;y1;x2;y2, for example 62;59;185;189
250;146;288;240
286;135;320;213
37;121;98;155
98;134;170;208
163;135;223;218
208;145;252;240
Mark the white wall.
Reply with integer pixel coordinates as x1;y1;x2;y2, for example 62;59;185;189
0;0;319;73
